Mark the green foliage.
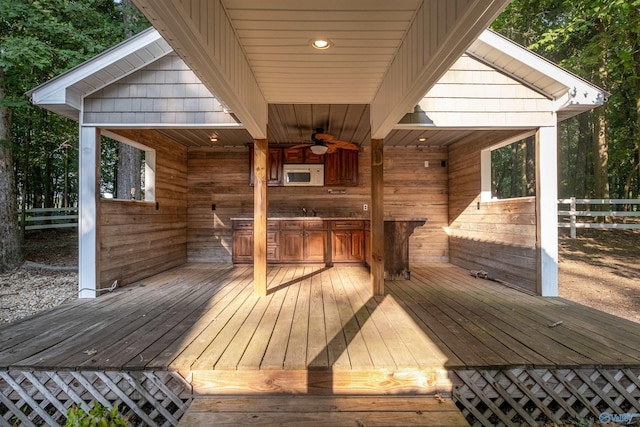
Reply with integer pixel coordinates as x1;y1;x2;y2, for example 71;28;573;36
0;0;149;209
492;0;640;199
64;402;128;427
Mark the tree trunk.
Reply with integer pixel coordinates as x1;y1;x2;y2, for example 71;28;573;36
115;0;143;200
575;112;589;198
525;136;535;196
116;143;141;199
0;68;23;272
593;107;610;199
510;142;518;198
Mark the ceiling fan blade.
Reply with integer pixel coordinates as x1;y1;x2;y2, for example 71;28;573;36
330;140;359;150
325;144;339;154
314;133;336;142
289;143;312;149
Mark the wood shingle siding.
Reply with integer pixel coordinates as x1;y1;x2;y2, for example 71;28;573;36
84;54;237;126
448;129;537;292
419;55;554;127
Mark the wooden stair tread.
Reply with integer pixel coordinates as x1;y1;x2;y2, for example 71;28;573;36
178;396;469;426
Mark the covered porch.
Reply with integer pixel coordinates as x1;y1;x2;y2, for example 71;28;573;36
2;264;640;425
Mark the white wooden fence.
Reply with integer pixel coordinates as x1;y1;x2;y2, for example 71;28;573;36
558;198;640;238
19;207;78;231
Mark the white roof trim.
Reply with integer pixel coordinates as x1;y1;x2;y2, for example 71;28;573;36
26;28;172;120
471;30;608;114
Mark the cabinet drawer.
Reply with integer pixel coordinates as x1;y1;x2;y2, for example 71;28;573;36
304;220;326;230
233;220;253;230
280;220;304;230
267;245;279;261
267;230;278;245
332;220;364;230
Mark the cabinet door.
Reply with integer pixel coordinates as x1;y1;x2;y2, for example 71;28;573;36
323;149;358;186
283;147;304;163
304;230;326;261
280;230;304;261
250;147;283;186
342;149;359;186
324;151;341;186
331;231;352;261
267;148;283;185
232;231;253;263
350;230;365;260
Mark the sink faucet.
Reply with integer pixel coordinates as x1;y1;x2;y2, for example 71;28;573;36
301;207;307;217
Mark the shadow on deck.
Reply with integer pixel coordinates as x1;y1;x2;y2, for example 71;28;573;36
1;263;639;426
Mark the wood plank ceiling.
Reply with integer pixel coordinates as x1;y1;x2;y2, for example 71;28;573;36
132;0;513;149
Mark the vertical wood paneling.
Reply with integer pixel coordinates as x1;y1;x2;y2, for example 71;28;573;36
447;130;538;292
187;146;448;264
99;130;188;288
371;0;509;138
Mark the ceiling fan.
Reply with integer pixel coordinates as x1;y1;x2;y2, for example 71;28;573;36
290;128;359;155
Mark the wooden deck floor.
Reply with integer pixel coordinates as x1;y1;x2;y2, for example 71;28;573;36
1;263;639;388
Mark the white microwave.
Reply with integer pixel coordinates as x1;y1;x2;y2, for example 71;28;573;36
282;164;324;186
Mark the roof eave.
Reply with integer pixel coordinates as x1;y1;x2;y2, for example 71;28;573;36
26;27;170;120
470;29;609;117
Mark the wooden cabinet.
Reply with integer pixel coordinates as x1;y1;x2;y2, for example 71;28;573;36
250;147;283;186
324;149;358;186
283;147;304;163
233;219;327;263
232;230;253;263
331;220;365;262
280;220;304;261
250;145;356;186
283;147;325;163
232;220;280;263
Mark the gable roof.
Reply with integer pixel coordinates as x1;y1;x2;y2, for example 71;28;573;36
467;30;608;122
27;27;607;146
26;28;172;121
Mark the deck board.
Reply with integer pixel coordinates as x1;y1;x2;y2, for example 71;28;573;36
1;262;640;378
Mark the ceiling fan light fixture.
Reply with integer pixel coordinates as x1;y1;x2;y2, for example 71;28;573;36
311;39;332;50
310;144;329;155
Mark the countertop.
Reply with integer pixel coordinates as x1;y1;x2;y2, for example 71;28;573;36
231;216;427;222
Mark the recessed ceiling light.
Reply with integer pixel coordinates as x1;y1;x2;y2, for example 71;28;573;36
209;133;219;142
418;137;427;142
311;39;332;50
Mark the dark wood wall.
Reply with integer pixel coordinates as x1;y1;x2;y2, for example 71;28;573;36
99;130;188;288
187;145;450;263
447;130;538;292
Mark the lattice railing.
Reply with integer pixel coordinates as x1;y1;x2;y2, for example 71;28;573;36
453;368;640;427
0;370;192;427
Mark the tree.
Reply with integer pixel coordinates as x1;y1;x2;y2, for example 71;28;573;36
0;67;21;272
0;0;149;272
493;0;640;200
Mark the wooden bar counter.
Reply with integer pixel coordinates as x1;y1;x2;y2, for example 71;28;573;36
231;217;426;280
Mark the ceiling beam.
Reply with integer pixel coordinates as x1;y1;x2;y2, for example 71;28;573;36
370;0;510;139
131;0;267;139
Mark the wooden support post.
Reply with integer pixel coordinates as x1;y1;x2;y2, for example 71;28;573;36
535;125;559;297
78;126;101;298
253;138;268;296
370;138;385;296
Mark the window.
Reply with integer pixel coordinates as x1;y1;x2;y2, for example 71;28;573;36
482;132;536;201
100;131;155;201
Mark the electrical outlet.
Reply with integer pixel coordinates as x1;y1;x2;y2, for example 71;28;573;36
363;204;368;211
424;161;429;168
